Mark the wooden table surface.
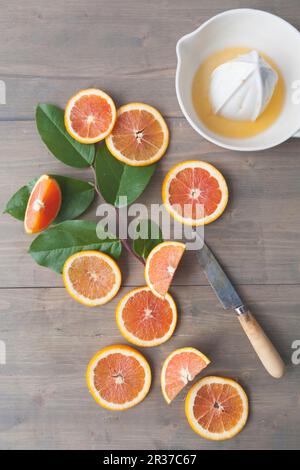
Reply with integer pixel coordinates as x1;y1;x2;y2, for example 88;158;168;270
0;0;300;450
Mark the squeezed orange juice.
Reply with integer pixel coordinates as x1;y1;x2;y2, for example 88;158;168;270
192;47;285;139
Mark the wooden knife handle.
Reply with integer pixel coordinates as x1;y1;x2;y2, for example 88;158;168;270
237;310;285;378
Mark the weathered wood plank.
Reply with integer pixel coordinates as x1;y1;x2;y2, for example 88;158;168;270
0;0;300;80
0;285;299;450
1;120;300;287
1;1;300;120
1;0;300;452
0;76;177;120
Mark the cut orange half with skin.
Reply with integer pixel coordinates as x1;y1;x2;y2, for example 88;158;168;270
63;250;121;307
106;103;169;166
161;347;210;404
185;376;249;441
162;160;228;226
65;88;116;144
24;175;61;234
145;241;185;298
86;344;151;410
116;287;177;347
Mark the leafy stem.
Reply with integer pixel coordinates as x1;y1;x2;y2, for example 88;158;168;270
115;207;146;266
90;164;102;199
90;163;145;266
5;103;159;274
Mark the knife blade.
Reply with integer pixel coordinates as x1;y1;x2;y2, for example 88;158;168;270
194;233;285;378
196;239;244;311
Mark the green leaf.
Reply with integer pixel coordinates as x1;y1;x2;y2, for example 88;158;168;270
36;104;95;168
4;175;95;223
95;144;156;207
52;175;95;223
4;179;37;220
133;219;163;260
29;220;121;273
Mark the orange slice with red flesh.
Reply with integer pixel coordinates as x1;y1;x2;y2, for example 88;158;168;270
161;347;210;404
24;174;61;234
106;103;169;166
145;241;185;298
63;250;121;307
116;287;177;347
65;88;116;144
86;344;151;410
162;160;228;226
185;376;249;441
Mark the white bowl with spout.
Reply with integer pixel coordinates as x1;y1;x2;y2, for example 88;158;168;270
176;9;300;151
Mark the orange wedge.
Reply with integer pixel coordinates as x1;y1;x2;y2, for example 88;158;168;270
63;250;121;307
106;103;169;166
185;376;249;441
86;344;151;410
65;88;116;144
162;160;228;226
116;287;177;347
161;347;210;404
145;241;185;298
24;175;61;234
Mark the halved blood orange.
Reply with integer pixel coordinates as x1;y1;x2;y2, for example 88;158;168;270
86;344;151;410
63;250;121;307
145;241;185;298
116;287;177;347
24;175;61;234
65;89;116;144
161;347;210;404
162;160;228;226
106;103;169;166
185;376;249;441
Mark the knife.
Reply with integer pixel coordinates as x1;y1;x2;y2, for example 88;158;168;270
195;237;285;378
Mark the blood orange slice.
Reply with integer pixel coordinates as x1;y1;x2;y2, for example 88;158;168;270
161;347;210;404
162;160;228;226
145;241;185;298
116;287;177;347
185;376;249;441
24;175;61;234
106;103;169;166
86;344;151;410
65;89;116;144
63;250;121;307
